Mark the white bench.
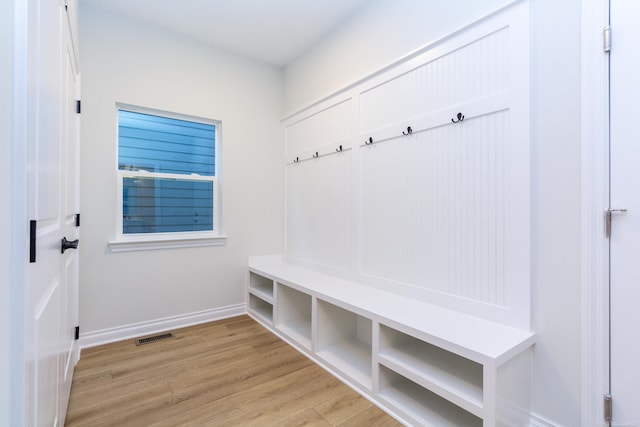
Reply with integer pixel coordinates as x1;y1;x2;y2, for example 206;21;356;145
247;256;535;426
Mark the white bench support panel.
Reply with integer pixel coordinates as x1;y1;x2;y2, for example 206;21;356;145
247;257;534;427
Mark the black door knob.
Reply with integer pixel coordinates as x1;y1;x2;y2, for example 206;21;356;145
61;237;79;254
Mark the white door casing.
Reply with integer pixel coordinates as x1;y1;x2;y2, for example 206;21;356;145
609;0;640;425
24;0;80;425
59;1;81;420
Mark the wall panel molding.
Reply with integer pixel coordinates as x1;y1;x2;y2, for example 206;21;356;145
283;2;530;329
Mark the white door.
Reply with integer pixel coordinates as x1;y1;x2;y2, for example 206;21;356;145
609;1;640;425
25;0;80;425
59;3;81;421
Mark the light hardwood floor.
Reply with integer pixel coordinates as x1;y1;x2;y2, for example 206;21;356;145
66;315;402;426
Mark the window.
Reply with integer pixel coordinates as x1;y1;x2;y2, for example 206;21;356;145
114;106;223;248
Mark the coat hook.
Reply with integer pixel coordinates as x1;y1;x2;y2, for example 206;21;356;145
313;151;319;158
365;137;373;145
336;145;343;152
402;126;413;135
451;112;465;123
294;157;299;163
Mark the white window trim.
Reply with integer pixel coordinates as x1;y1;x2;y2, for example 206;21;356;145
108;233;227;252
109;103;225;252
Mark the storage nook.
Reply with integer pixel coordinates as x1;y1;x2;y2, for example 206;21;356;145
377;324;486;425
247;271;274;324
378;325;483;416
275;284;312;349
378;365;482;427
316;300;373;389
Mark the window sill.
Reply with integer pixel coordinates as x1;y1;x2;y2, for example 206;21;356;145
108;234;227;253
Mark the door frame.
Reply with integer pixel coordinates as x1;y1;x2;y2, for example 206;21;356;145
581;0;610;425
0;0;20;424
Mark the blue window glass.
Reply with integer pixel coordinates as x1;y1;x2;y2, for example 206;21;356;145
118;110;215;176
122;177;213;234
118;109;216;234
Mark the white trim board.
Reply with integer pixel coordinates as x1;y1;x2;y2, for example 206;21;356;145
580;0;610;426
79;303;246;349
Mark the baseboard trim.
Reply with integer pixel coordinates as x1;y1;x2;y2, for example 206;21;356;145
79;303;246;349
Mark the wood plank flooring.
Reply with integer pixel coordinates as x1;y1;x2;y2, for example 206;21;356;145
65;315;402;426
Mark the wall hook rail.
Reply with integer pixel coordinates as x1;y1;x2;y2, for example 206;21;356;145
402;126;413;135
451;112;465;123
336;145;343;152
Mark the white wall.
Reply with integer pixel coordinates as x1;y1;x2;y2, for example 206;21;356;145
283;0;582;425
79;4;284;334
529;1;582;424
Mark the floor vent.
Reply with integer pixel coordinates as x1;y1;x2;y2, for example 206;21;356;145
135;332;174;346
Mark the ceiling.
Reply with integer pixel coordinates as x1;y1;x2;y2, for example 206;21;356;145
80;0;370;67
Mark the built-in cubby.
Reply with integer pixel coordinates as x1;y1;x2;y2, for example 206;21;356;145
248;271;274;302
248;293;273;324
247;258;535;426
276;284;312;349
378;365;483;427
378;324;483;416
316;300;372;389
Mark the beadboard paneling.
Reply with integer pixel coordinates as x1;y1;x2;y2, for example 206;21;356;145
359;111;508;306
286;98;353;156
282;2;529;328
286;151;353;272
360;28;509;134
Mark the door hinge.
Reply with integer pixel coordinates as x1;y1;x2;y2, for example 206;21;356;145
604;393;612;422
76;100;81;114
29;220;36;263
75;326;79;340
604;25;611;52
605;208;628;238
75;213;80;227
